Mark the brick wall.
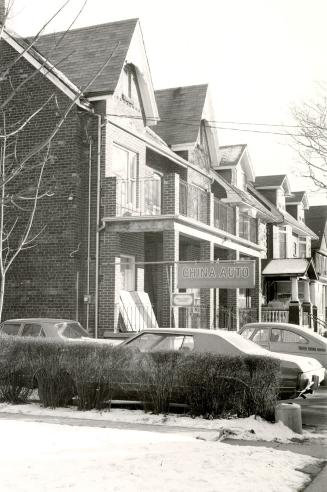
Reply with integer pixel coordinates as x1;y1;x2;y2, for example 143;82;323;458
0;40;98;325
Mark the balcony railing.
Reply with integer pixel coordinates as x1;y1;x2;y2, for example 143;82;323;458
261;308;289;323
109;175;258;245
179;180;208;224
239;212;257;243
116;178;161;217
213;198;235;235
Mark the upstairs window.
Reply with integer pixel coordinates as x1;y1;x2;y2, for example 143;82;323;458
299;236;307;258
122;64;133;99
279;227;287;258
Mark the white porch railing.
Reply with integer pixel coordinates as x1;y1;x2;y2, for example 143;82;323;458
261;309;289;323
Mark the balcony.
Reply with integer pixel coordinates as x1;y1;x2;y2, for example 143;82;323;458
179;180;209;224
213;198;235;235
104;174;258;244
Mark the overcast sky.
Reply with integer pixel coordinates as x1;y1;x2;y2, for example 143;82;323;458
6;0;327;205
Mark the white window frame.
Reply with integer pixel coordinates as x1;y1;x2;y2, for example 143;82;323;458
120;255;135;291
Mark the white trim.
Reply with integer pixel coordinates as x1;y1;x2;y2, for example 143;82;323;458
2;30;88;109
88;95;112;102
171;143;195;151
123;22;159;125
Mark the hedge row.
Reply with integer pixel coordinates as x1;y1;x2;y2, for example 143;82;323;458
0;335;280;419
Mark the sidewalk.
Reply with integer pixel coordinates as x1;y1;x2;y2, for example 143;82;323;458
1;407;326;490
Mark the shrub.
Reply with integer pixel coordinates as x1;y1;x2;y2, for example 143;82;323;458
178;352;280;419
132;351;183;414
21;338;75;408
63;343;129;410
0;336;33;403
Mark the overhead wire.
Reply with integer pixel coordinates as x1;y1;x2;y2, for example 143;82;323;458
104;113;311;137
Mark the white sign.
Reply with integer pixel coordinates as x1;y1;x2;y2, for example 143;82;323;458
171;293;195;307
177;261;256;289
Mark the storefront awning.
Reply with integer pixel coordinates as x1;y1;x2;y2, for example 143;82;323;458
262;258;318;279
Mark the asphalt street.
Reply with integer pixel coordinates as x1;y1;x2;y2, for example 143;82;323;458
282;386;327;432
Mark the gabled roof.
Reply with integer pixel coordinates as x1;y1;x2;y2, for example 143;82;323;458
154;84;208;146
254;175;288;188
219;144;247;166
286;191;306;203
32;19;138;95
212;173;280;223
305;206;327;250
248;183;319;239
286;191;309;209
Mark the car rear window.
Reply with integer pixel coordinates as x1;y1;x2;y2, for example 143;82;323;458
126;333;195;353
59;322;91;339
1;323;21;336
21;323;45;337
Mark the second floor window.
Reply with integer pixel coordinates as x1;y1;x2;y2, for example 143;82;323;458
299;237;307;258
279;227;287;258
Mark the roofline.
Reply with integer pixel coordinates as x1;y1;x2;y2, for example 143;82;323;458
155;83;209;93
2;29;89;110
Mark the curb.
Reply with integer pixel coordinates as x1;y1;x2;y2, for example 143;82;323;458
304;462;327;492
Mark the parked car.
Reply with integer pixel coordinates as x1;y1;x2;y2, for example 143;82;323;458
239;322;327;370
0;318;93;340
0;318;130;346
120;328;326;399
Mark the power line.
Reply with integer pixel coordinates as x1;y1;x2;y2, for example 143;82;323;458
105;113;307;137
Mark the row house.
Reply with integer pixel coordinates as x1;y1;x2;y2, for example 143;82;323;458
1;11;324;335
249;176;320;329
0;16;276;335
305;206;327;329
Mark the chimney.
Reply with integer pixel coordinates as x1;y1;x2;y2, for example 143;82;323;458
0;0;6;26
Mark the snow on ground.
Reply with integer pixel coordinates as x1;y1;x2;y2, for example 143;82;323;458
0;402;325;443
0;419;320;492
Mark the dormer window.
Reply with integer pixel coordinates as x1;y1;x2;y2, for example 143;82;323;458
236;168;246;191
277;188;285;210
122;64;134;100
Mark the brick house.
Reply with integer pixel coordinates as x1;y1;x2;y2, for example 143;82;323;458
249;176;319;328
1;14;281;335
305;205;327;330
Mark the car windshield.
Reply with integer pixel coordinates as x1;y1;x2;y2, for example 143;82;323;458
57;322;91;339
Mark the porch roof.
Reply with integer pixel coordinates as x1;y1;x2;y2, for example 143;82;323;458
262;258;318;279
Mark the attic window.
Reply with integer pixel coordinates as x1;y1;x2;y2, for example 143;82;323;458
123;64;133;99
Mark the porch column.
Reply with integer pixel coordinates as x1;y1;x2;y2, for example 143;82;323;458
289;276;301;325
249;257;262;323
199;241;214;329
227;250;240;331
98;229;121;335
302;280;312;328
310;281;318;332
161;229;179;327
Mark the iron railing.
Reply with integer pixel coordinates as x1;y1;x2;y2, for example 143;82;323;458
179;180;208;224
213;198;235;235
